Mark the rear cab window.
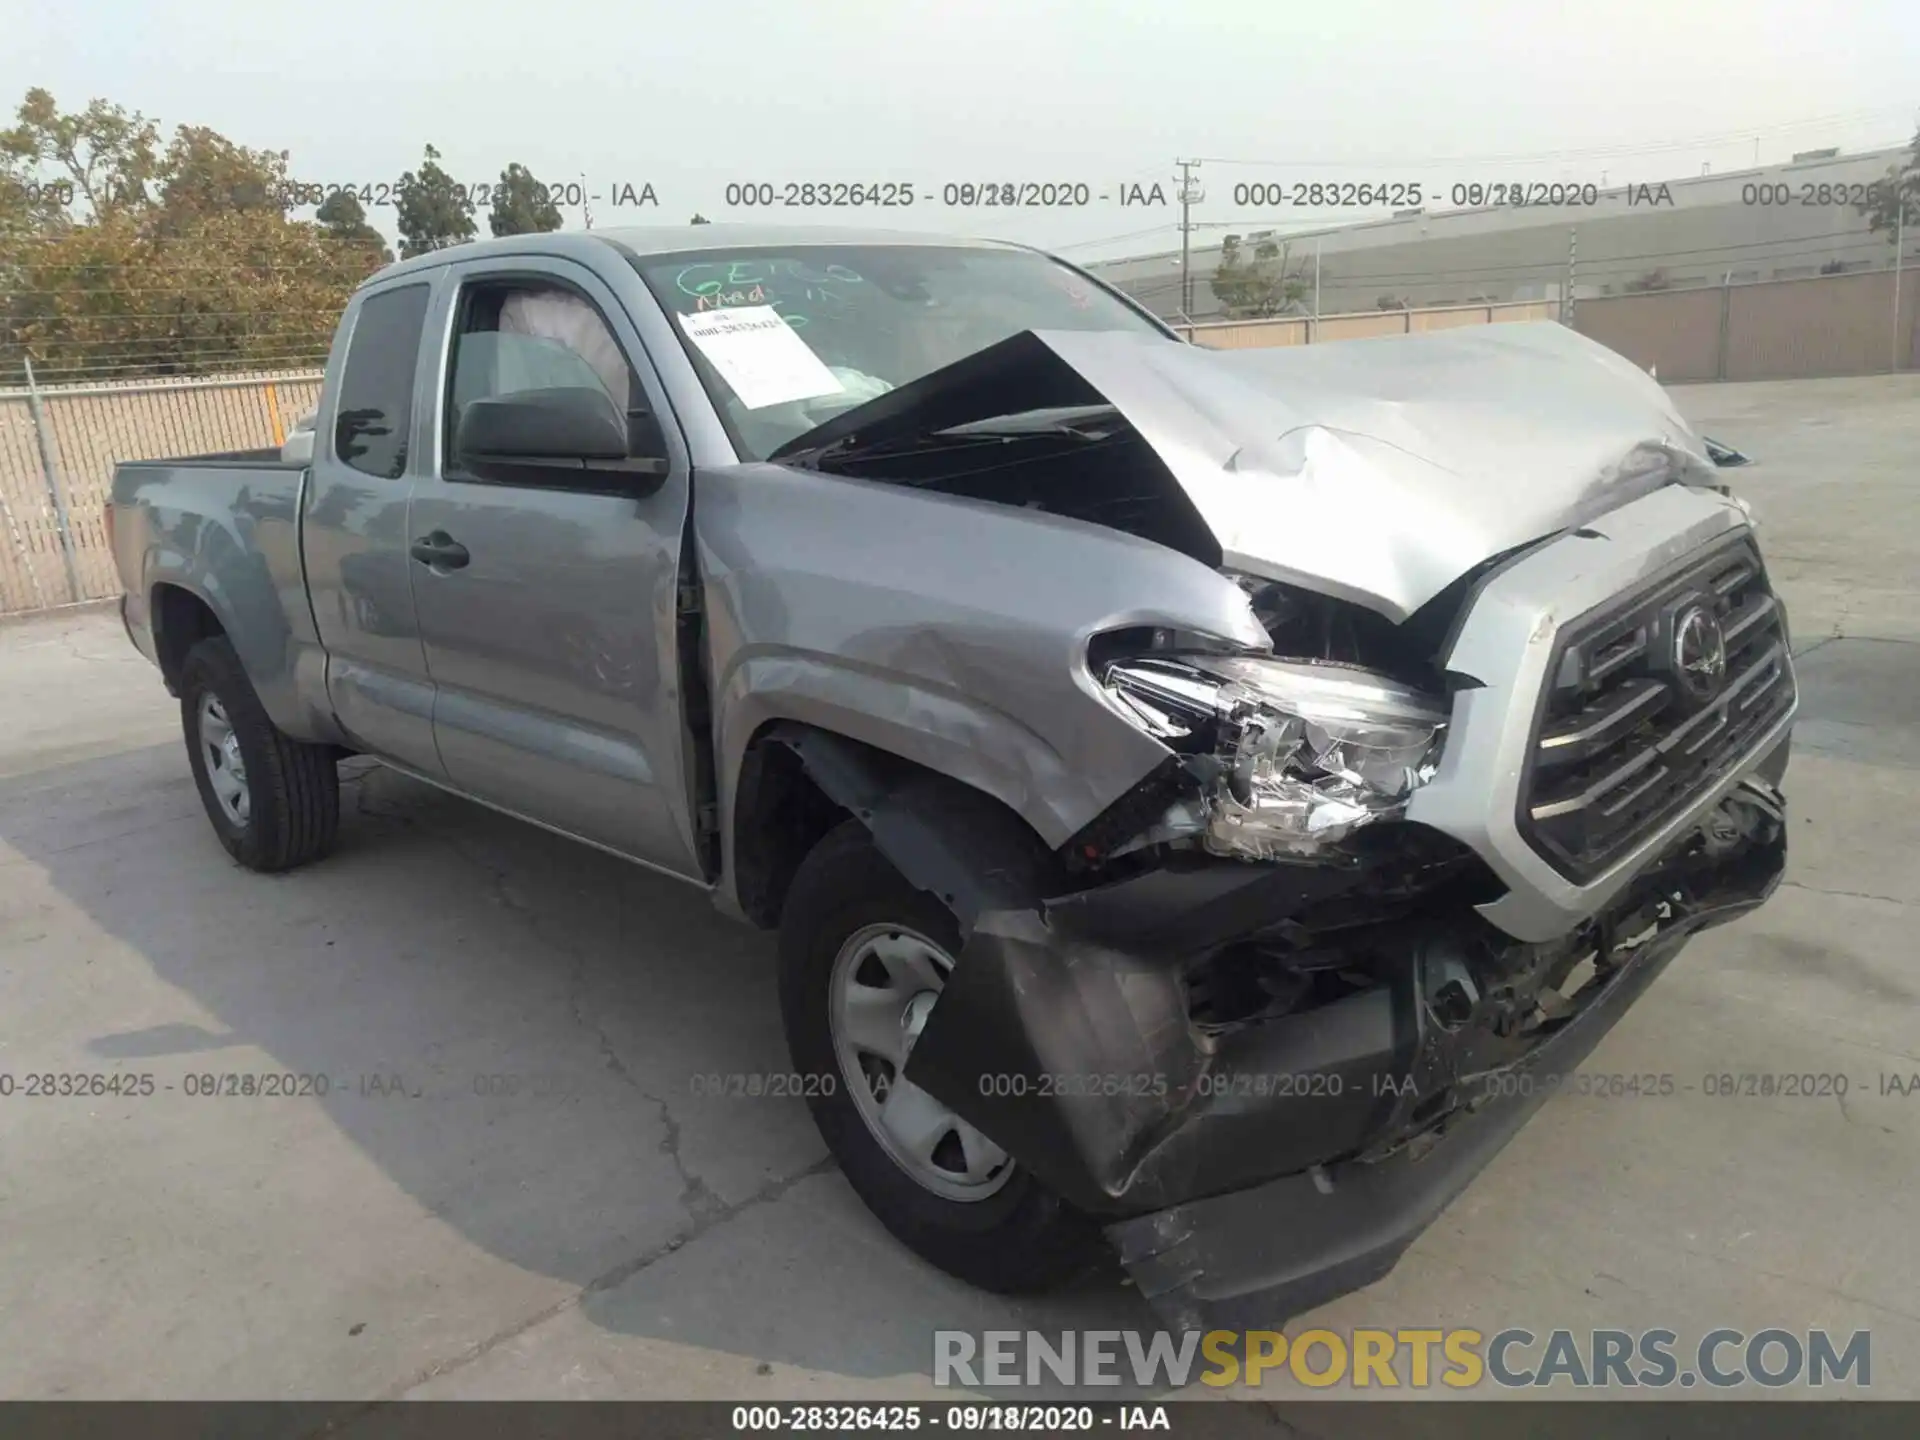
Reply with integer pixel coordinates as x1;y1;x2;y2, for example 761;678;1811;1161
332;283;432;479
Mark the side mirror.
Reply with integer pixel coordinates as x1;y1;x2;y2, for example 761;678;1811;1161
1702;435;1752;468
455;387;668;495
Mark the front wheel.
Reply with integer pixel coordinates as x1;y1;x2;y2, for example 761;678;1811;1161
779;820;1103;1293
179;636;340;872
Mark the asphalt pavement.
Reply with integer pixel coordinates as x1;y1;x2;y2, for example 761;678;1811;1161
1;373;1915;1406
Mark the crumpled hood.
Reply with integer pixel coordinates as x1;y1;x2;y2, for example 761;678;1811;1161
776;320;1719;624
1033;321;1718;622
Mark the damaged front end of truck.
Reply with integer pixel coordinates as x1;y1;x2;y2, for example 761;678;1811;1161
763;320;1797;1327
771;669;1788;1329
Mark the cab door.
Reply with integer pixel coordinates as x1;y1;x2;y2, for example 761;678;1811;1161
303;278;446;775
404;256;704;878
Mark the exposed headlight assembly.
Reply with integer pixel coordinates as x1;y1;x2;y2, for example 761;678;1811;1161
1100;655;1449;860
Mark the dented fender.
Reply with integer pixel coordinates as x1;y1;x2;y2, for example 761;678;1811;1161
899;892;1417;1217
691;459;1272;924
769;722;1428;1215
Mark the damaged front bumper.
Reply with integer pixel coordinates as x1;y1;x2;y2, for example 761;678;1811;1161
890;758;1788;1329
1104;815;1784;1330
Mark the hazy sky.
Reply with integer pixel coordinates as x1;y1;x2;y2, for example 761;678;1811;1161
5;0;1917;261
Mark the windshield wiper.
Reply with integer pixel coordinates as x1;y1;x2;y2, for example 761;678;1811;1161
932;404;1124;440
793;404;1124;470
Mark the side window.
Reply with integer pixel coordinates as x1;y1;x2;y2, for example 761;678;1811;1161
445;281;637;464
333;283;431;479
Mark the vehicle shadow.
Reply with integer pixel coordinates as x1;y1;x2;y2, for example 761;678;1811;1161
0;739;1168;1396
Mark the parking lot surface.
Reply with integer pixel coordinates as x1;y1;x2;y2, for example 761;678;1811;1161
1;373;1916;1406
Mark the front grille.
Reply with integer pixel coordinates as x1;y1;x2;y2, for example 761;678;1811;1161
1518;536;1794;882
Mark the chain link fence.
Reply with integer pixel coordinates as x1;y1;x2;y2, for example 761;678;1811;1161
0;368;324;614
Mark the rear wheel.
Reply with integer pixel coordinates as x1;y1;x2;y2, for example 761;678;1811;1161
779;820;1103;1292
179;636;340;872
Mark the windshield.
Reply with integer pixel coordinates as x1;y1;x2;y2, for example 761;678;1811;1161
631;244;1167;462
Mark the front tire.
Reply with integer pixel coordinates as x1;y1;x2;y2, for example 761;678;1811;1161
179;636;340;872
779;820;1103;1293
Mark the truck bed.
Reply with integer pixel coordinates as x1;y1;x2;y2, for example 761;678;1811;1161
116;446;296;467
108;456;323;735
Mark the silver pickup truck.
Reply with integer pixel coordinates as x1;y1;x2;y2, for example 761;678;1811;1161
108;224;1795;1329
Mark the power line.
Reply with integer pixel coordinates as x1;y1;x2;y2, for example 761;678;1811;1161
6;278;369;294
8;365;329;383
8;339;334;357
5;352;334;373
16;357;329;380
1;305;345;322
1189;108;1915;170
14;219;1891;302
7;232;392;249
1052;224;1181;252
6;330;325;353
1175;160;1202;317
1114;235;1890;307
1320;226;1885;281
1108;225;1883;294
1119;243;1882;303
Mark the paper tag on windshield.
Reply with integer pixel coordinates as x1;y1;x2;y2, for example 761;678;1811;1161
677;306;844;410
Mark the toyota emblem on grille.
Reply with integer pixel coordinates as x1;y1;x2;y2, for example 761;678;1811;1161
1672;604;1728;698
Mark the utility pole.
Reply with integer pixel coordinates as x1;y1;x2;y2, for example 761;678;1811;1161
1312;236;1322;340
1175;159;1203;319
1718;269;1734;381
1563;227;1577;328
21;355;81;604
1890;166;1920;371
1894;195;1907;372
581;170;594;231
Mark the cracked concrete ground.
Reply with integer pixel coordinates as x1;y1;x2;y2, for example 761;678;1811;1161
0;373;1916;1409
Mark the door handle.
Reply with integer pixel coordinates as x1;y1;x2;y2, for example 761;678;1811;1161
410;532;470;570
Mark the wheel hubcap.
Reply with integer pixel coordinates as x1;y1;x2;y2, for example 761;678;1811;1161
828;923;1014;1202
198;694;251;828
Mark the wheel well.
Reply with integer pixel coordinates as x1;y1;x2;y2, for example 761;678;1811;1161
732;732;854;929
152;584;225;694
730;725;1064;930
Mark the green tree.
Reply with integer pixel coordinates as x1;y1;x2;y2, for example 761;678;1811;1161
0;87;160;216
0;88;388;381
158;126;287;213
0;165;69;242
138;207;386;369
152;124;290;238
5;205;386;380
316;189;393;264
1209;234;1308;319
488;162;563;237
394;143;475;258
1854;123;1920;249
690;212;711;224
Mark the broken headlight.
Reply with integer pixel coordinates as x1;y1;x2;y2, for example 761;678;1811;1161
1100;655;1449;860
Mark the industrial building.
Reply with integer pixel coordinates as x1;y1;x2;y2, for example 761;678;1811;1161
1086;145;1909;321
